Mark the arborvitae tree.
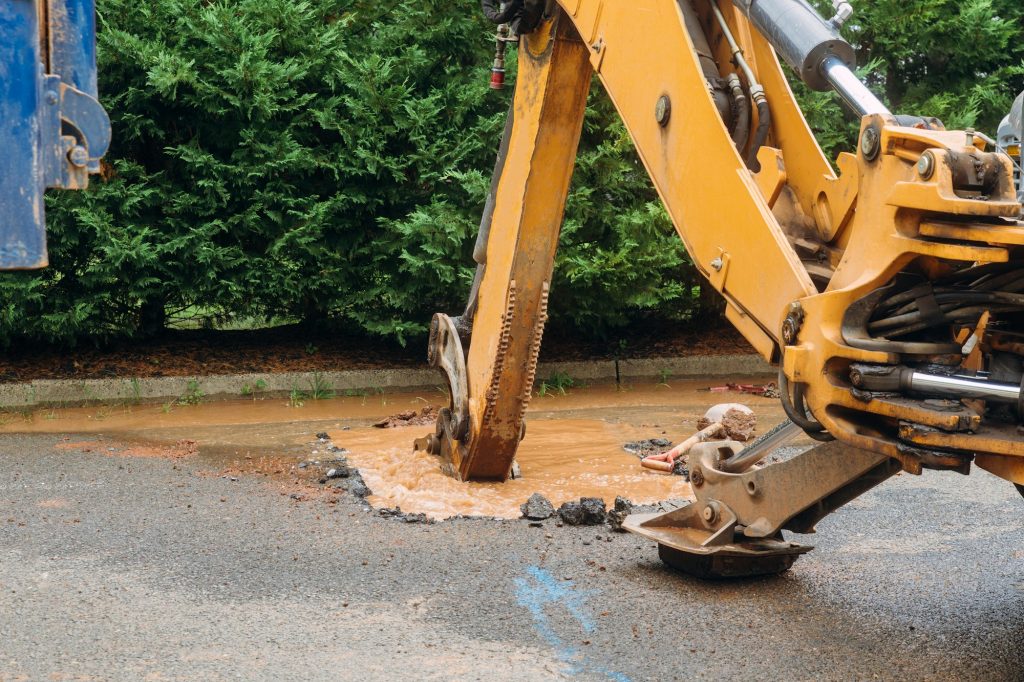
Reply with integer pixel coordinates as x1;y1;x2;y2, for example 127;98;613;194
0;0;694;346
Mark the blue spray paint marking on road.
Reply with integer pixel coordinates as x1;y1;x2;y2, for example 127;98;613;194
514;565;631;682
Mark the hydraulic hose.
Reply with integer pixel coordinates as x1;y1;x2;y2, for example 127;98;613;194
778;369;835;441
679;0;733;127
709;0;770;171
727;73;750;153
747;98;771;172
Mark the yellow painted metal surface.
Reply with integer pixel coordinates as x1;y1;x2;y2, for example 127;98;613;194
566;0;817;353
976;454;1024;486
432;0;1024;483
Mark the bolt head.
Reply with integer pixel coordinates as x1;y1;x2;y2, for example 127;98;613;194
702;506;715;522
67;146;89;169
782;319;797;345
690;468;704;487
655;95;672;127
917;151;936;179
860;126;881;161
710;258;724;272
45;91;59;106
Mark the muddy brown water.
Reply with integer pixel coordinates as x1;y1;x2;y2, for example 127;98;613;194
2;377;797;519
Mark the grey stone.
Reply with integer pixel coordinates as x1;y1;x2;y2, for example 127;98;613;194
555;498;605;526
347;472;371;498
520;493;555;520
557;501;585;526
325;466;350;479
607;496;634;532
622;438;672;458
579;497;607;525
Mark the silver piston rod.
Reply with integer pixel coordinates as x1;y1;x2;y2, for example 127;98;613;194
851;365;1024;411
732;0;891;117
908;372;1022;405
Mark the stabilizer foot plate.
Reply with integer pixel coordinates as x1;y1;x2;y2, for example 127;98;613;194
624;510;812;579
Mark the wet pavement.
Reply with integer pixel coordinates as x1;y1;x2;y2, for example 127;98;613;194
0;380;1022;680
0;378;792;519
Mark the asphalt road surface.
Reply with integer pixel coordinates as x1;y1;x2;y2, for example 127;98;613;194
1;433;1022;681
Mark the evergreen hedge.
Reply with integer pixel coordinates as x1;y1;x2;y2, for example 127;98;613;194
1;0;1021;346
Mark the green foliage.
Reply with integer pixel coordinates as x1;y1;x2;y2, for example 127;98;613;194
538;371;575;397
799;0;1024;160
177;379;205;405
241;377;268;398
0;1;1020;347
308;372;336;400
552;88;697;334
0;0;698;346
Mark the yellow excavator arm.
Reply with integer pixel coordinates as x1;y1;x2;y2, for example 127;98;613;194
417;0;1024;577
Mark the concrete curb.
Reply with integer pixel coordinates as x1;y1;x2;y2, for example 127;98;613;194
0;354;773;409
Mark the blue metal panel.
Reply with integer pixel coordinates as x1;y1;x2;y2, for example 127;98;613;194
0;0;110;270
0;0;49;269
48;0;99;96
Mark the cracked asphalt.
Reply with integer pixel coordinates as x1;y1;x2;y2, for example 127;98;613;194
1;433;1022;681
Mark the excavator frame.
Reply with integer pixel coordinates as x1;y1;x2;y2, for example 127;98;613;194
419;0;1024;576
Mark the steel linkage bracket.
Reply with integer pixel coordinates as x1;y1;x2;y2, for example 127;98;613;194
42;77;112;191
624;439;901;578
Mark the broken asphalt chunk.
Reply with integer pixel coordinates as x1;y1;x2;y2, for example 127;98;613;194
520;493;555;521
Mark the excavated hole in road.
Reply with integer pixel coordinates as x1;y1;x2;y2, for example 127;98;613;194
4;377;802;521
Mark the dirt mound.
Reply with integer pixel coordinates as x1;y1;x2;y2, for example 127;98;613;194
373;405;439;429
698;408;757;442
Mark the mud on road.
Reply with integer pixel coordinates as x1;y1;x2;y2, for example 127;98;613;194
0;380;1022;680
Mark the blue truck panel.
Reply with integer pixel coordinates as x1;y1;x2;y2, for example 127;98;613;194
0;1;49;269
0;0;109;270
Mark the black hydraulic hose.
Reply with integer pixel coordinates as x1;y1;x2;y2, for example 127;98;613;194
792;380;836;442
975;269;1024;292
778;370;835;441
727;74;750;153
746;98;771;172
878;295;1024;324
481;0;523;24
869;294;1017;331
876;305;1022;338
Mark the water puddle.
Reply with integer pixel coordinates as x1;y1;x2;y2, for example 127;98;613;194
2;377;795;519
